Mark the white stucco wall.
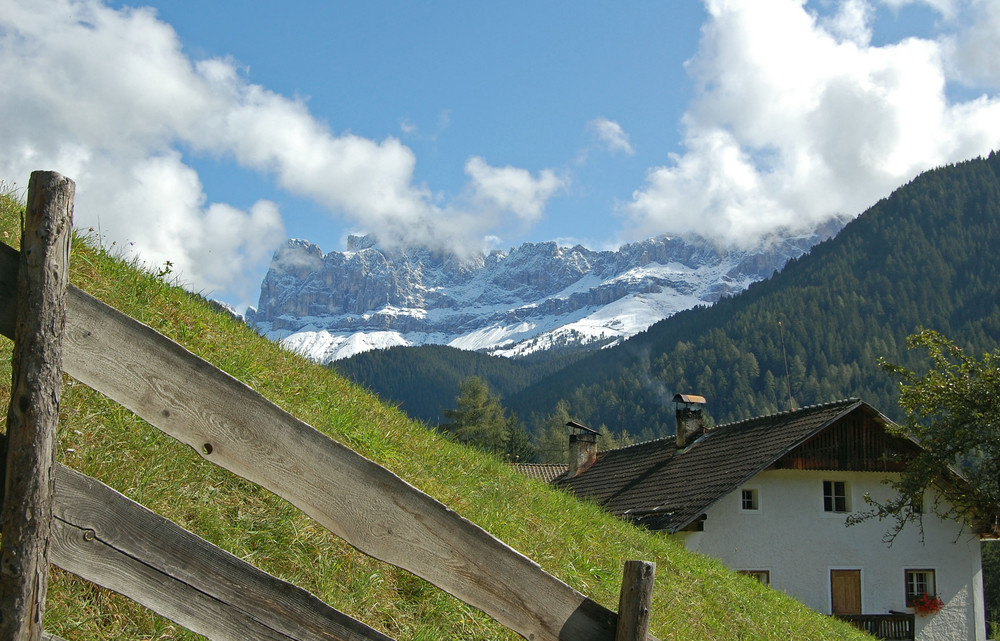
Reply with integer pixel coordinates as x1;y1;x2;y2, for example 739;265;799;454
682;469;986;641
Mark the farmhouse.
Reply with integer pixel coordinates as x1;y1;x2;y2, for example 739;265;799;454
552;396;992;641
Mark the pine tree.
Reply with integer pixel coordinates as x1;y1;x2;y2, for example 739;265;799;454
442;376;533;461
533;400;573;463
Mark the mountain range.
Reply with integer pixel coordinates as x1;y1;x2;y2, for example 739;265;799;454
248;221;845;363
335;152;1000;436
502;152;1000;432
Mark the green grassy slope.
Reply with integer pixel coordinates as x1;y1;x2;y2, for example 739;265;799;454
0;189;867;640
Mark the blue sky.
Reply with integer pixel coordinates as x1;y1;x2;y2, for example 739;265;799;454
149;2;704;245
2;1;1000;312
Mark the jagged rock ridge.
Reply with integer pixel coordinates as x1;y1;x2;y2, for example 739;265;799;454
247;220;846;363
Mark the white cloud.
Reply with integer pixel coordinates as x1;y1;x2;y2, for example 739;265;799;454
940;0;1000;88
625;0;1000;247
587;118;636;155
69;152;285;300
0;0;284;304
464;156;567;224
821;0;874;45
0;0;563;305
400;118;418;136
879;0;958;19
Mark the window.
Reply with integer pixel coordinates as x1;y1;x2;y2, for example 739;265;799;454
741;488;759;511
738;570;769;585
823;480;849;512
905;569;935;606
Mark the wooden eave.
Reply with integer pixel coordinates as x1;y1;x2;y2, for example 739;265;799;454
772;404;918;473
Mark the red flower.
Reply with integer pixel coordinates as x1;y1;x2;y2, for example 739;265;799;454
912;593;944;616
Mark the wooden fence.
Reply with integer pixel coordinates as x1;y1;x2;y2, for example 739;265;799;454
0;171;656;641
837;613;915;640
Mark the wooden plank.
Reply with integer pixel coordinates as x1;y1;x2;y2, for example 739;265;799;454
0;243;651;641
615;561;655;641
53;518;292;641
48;463;393;641
0;234;16;336
0;171;74;641
0;431;390;640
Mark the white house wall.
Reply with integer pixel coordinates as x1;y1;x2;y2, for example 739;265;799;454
681;468;986;641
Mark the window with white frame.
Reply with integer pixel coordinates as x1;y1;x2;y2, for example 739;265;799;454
905;569;935;606
823;480;849;512
741;488;759;511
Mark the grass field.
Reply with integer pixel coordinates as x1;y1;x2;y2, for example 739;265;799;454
0;185;870;640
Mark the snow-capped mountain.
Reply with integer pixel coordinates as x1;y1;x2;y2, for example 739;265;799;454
247;221;845;363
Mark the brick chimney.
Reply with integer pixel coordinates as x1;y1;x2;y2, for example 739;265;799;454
566;420;598;477
673;394;706;448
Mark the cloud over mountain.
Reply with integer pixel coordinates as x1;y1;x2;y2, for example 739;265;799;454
624;0;1000;247
1;0;999;308
0;0;564;300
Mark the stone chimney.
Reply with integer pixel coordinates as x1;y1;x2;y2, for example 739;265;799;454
673;394;707;448
566;420;598;477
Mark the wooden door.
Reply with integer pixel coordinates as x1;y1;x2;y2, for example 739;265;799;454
830;569;862;615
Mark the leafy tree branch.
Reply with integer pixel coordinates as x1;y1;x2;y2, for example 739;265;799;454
851;329;1000;538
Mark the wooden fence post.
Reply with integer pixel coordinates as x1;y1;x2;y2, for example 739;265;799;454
615;560;655;641
0;171;74;640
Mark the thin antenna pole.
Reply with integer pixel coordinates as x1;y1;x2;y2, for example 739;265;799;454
618;380;625;435
779;319;792;410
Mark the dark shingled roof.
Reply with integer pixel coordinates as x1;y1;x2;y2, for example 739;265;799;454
513;463;568;483
557;398;891;532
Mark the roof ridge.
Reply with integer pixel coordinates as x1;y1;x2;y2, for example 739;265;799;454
595;398;864;454
514;462;568;468
711;397;862;432
604;434;676;453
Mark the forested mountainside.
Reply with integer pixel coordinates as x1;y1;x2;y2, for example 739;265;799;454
338;152;1000;441
333;344;586;427
505;152;1000;436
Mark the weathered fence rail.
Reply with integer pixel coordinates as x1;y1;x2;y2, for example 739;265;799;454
0;185;658;640
40;458;392;641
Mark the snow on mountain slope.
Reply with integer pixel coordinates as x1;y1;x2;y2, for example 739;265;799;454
247;222;844;363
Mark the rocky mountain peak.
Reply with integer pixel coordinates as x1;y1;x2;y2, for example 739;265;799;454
248;221;845;363
346;234;378;251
